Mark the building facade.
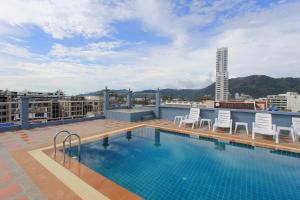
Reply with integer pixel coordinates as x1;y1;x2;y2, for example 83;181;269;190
267;92;300;112
214;100;267;110
215;47;229;101
0;90;103;123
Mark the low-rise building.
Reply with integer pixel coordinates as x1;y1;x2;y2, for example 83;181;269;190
164;100;207;108
235;93;253;101
214;101;267;110
0;90;103;123
267;92;300;112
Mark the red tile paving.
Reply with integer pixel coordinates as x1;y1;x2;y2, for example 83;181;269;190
2;119;300;199
0;161;8;172
18;196;29;200
0;184;22;199
0;175;12;185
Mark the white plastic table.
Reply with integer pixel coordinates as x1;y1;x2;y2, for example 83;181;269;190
277;126;295;142
174;116;185;125
200;118;212;131
234;122;249;135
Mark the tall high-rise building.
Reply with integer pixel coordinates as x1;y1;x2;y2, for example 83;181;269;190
215;47;229;101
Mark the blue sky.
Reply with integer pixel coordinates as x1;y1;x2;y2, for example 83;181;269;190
0;0;299;94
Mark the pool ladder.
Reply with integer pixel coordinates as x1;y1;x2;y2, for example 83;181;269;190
53;130;81;163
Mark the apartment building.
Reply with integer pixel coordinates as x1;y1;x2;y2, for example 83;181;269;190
0;90;103;123
215;47;229;101
59;96;102;119
267;92;300;112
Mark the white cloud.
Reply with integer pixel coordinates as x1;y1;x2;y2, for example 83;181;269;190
0;0;133;39
0;0;255;45
0;1;299;95
214;2;300;77
0;42;44;61
49;42;122;61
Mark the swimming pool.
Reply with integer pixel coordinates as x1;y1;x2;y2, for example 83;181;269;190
66;128;300;200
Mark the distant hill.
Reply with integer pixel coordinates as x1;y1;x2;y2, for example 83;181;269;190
82;75;300;100
82;89;129;96
225;75;300;98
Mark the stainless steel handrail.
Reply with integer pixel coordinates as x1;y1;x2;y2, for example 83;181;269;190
53;130;71;158
63;133;81;163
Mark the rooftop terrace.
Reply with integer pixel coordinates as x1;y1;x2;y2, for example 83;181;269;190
1;89;300;199
1;116;300;199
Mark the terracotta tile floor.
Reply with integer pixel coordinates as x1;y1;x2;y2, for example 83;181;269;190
1;118;300;200
145;119;300;153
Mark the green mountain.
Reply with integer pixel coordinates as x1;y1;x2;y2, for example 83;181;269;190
156;75;300;100
82;75;300;100
226;75;300;98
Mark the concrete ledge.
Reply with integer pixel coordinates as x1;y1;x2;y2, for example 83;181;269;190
106;109;154;122
159;105;300;127
29;115;105;129
29;149;109;200
0;124;21;132
0;115;105;132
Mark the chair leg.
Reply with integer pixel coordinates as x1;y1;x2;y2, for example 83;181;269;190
213;125;216;132
246;126;249;135
252;131;255;140
275;134;279;144
192;122;195;129
229;126;232;135
234;125;237;134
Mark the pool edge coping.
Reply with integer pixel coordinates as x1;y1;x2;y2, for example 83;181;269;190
27;123;145;200
27;122;300;200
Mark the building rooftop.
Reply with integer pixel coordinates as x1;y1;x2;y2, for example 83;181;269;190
1;115;300;199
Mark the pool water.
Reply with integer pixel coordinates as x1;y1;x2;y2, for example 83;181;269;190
66;128;300;200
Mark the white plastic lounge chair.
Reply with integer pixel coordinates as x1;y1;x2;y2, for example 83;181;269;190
252;113;278;143
213;110;233;134
179;108;200;129
292;117;300;141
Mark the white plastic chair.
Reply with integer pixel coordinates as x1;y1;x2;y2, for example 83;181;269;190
252;113;278;143
179;108;200;129
213;110;233;134
292;117;300;141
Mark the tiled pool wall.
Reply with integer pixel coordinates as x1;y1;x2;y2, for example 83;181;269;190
159;105;300;129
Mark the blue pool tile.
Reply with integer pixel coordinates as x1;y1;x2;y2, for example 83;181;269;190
66;128;300;200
